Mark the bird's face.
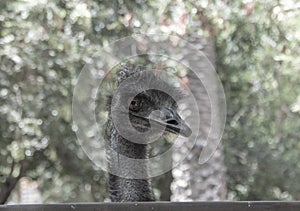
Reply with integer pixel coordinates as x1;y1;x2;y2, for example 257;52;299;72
110;70;192;143
126;89;192;138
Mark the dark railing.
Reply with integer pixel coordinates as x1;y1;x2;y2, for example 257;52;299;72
1;202;300;211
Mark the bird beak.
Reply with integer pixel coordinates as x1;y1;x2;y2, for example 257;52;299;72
148;107;192;137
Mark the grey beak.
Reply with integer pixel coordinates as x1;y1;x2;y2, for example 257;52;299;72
148;107;192;137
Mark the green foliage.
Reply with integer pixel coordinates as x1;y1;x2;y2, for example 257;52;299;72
215;0;300;200
0;0;299;203
0;0;128;202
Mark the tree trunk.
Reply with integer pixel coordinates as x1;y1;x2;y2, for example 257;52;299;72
0;177;20;204
171;37;227;201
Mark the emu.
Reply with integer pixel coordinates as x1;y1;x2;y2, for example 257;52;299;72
105;66;191;202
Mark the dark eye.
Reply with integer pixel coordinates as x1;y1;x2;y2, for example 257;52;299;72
128;97;142;111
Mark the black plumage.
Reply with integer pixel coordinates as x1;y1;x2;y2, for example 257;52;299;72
105;66;191;202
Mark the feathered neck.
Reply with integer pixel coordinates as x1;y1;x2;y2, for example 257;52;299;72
105;66;158;202
106;118;155;202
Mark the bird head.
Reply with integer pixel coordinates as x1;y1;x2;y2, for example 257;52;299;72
127;89;192;137
110;67;192;143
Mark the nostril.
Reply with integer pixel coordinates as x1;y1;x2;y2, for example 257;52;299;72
167;119;178;125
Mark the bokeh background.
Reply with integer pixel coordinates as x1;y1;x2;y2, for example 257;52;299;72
0;0;299;204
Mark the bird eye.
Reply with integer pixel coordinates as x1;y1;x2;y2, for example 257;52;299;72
128;97;142;111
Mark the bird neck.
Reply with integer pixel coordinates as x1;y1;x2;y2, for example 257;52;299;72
106;120;155;202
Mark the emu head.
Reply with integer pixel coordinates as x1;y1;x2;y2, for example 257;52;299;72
110;67;192;144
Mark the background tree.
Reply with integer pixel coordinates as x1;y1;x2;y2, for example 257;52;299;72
215;0;300;200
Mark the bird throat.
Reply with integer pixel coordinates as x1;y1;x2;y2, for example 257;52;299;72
107;120;155;202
